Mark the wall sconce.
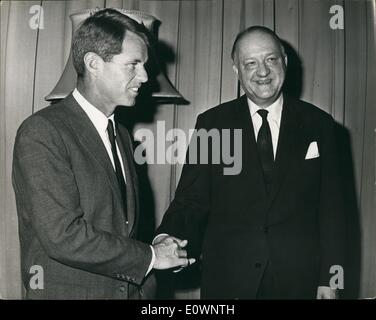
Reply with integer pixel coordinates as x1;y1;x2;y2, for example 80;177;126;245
45;8;185;104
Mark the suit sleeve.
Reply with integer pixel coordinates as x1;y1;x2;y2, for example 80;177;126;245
157;114;211;257
318;116;346;287
12;115;151;285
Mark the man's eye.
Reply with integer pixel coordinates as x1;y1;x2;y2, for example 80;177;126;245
127;63;137;69
245;61;256;68
267;57;277;63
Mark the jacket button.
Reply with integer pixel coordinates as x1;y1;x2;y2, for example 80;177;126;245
263;227;269;234
255;263;262;268
119;285;126;292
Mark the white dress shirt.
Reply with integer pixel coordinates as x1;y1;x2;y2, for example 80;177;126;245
72;88;155;275
248;95;283;159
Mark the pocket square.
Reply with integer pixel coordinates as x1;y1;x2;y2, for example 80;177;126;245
305;141;319;159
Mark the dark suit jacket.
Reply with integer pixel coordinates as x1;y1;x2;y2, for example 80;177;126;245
12;93;155;299
158;95;346;299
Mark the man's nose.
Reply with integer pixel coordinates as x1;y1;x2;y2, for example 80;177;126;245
137;65;148;83
256;62;270;77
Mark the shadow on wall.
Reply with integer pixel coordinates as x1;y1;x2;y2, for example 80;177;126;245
284;39;361;298
282;40;304;100
335;123;361;299
283;39;361;298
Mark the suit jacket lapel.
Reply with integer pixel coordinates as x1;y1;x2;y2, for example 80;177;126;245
62;94;126;228
116;124;139;237
267;96;304;212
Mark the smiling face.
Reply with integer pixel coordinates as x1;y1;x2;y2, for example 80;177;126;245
95;31;148;111
233;31;287;108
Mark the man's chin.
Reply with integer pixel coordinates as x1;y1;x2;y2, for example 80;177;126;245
250;93;280;106
254;89;278;98
117;99;136;107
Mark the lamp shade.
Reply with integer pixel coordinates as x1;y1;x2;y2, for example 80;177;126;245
45;8;184;102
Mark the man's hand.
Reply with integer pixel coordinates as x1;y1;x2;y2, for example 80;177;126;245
153;235;196;270
316;286;338;299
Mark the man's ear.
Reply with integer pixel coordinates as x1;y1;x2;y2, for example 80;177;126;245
284;54;288;68
83;52;102;78
232;63;239;76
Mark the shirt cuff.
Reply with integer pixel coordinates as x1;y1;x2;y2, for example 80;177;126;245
146;245;155;275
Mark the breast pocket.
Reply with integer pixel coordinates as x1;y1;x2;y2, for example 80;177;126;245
294;157;320;182
302;156;320;170
291;156;321;201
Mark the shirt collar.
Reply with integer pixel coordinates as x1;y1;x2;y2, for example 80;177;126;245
72;88;115;135
248;94;283;122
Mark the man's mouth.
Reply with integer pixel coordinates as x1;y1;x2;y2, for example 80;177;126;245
255;79;272;85
128;86;140;94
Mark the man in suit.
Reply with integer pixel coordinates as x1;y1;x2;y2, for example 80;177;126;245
12;9;193;299
155;26;346;299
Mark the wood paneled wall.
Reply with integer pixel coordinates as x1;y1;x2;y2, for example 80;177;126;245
1;0;375;299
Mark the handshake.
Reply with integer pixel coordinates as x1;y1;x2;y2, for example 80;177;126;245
152;235;196;271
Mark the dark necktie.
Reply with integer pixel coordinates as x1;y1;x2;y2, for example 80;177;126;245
107;119;128;222
257;109;274;194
